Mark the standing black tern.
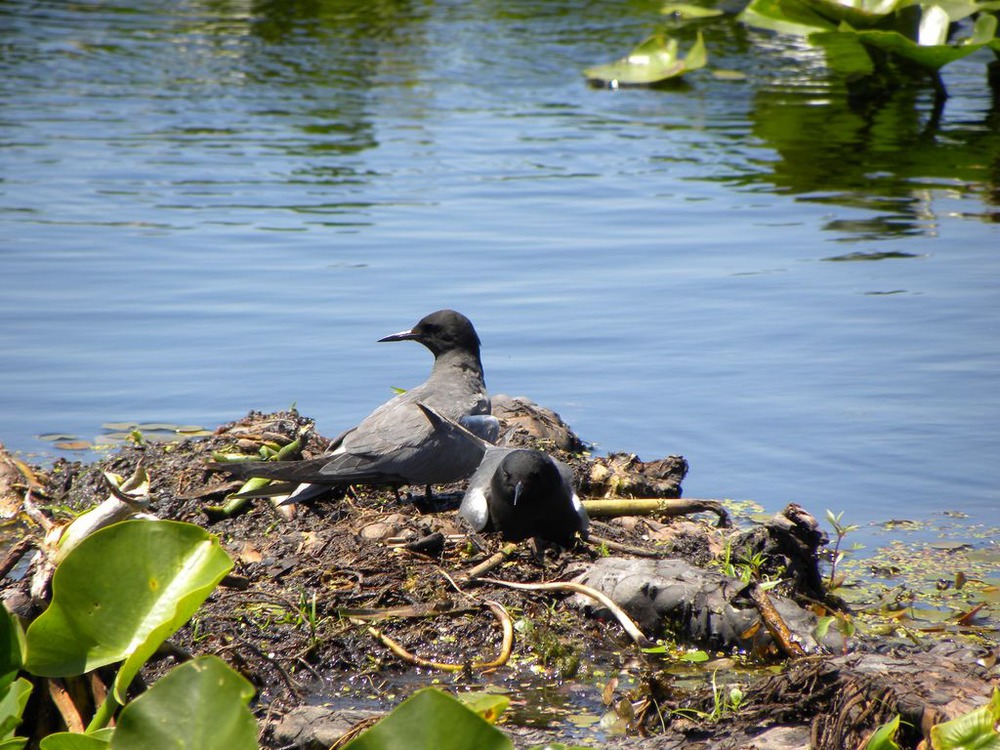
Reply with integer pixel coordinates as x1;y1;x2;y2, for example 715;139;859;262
213;310;497;499
458;447;590;547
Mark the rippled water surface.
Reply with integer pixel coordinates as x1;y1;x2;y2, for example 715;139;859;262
3;0;1000;535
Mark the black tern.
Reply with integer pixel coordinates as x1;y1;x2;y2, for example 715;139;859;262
215;402;489;498
213;310;496;500
459;447;590;547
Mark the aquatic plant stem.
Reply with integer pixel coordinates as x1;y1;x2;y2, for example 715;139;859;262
87;690;120;733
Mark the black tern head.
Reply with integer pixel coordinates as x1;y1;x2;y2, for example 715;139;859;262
459;447;589;548
378;309;482;360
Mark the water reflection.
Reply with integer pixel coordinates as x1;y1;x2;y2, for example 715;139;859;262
740;71;1000;239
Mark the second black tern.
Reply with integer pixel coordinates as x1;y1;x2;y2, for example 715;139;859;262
458;447;590;547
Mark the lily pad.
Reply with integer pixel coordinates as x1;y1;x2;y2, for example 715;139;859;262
343;688;511;750
24;520;233;703
110;656;257;750
584;32;707;86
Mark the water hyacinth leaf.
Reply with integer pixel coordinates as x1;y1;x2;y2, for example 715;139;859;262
863;714;901;750
928;686;1000;749
584;32;707;85
739;0;837;36
40;732;112;749
0;608;25;692
845;25;993;69
801;0;899;26
661;3;725;18
919;5;950;45
109;656;257;750
0;678;32;742
343;688;511;750
24;520;233;704
969;12;999;44
933;0;982;21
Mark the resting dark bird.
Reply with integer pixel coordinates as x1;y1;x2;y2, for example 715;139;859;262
458;447;590;548
213;309;496;500
214;402;489;498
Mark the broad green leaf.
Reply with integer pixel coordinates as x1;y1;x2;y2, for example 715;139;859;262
0;608;25;692
455;692;510;724
109;656;257;750
25;520;233;704
343;688;511;750
0;678;32;741
929;686;1000;749
739;0;837;36
584;32;708;85
661;3;726;18
40;732;112;749
847;25;992;69
802;0;900;25
864;715;901;750
0;738;28;749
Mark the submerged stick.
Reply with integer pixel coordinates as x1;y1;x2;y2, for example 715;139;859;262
479;577;653;648
582;497;730;528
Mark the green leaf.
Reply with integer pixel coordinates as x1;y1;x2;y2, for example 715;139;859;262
0;738;28;750
661;3;726;18
40;732;112;749
0;678;32;741
583;32;708;85
109;656;257;750
848;26;992;69
929;686;1000;749
454;692;510;725
0;608;25;693
739;0;837;35
25;520;233;704
864;715;901;750
800;0;901;26
342;688;512;750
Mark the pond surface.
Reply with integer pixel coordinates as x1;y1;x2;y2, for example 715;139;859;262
3;0;1000;540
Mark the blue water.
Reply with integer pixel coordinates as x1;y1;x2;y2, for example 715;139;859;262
2;0;999;534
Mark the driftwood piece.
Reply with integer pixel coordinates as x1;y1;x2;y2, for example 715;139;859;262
583;497;730;527
571;557;847;656
582;453;688;499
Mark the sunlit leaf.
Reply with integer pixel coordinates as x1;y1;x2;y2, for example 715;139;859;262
0;678;32;741
661;3;725;18
847;25;994;69
25;520;233;704
455;692;510;725
739;0;837;36
584;32;708;85
929;686;1000;749
803;0;899;25
864;714;901;750
342;688;511;750
919;5;950;45
40;731;112;749
110;657;257;750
